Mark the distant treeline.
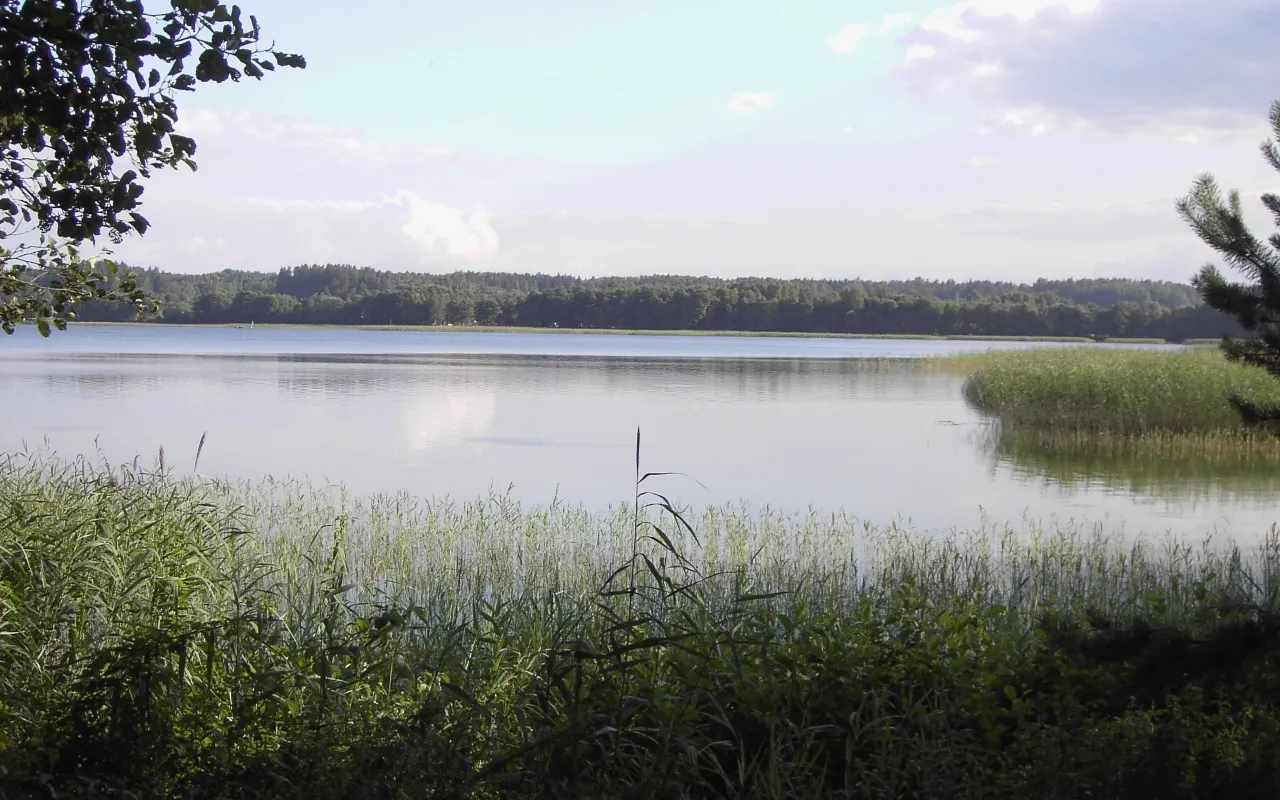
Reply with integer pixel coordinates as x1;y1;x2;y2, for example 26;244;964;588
76;264;1243;340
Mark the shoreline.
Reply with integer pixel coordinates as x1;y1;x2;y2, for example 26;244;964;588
71;321;1185;345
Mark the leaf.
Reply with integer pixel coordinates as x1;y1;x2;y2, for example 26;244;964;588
440;681;490;716
196;48;232;83
734;590;792;604
645;523;682;559
274;52;307;69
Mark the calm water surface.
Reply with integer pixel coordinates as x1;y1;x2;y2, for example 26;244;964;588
1;325;1274;539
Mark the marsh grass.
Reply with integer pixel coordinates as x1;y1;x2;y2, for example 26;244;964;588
946;346;1280;437
6;449;1280;797
938;347;1280;497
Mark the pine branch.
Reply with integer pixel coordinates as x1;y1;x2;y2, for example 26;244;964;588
1182;99;1280;431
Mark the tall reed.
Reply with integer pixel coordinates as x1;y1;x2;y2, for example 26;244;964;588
5;449;1280;798
952;347;1280;436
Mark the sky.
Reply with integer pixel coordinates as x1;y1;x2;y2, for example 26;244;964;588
110;0;1280;282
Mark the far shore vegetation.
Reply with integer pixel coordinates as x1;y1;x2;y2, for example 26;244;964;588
77;319;1153;342
65;268;1244;342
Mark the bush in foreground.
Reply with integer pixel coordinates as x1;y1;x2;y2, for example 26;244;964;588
3;453;1280;798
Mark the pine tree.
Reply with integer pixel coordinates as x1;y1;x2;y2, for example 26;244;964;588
1177;100;1280;428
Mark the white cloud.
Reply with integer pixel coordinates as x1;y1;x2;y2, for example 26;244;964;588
99;100;1272;285
111;179;1259;284
917;0;1099;41
904;44;936;62
830;14;917;52
175;108;458;167
111;192;499;272
476;198;1241;282
827;23;871;53
877;13;916;35
178;236;229;253
994;107;1053;136
393;192;499;261
977;104;1261;145
726;91;776;113
894;0;1280;141
160;107;582;214
949;199;1183;241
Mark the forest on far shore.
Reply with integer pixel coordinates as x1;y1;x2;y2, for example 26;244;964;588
74;264;1245;341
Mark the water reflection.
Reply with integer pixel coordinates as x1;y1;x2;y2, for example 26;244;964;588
1;344;1276;539
266;354;922;403
0;322;1187;359
981;428;1280;505
39;372;166;398
15;353;929;404
400;390;498;454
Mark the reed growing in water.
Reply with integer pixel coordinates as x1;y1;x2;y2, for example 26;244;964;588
4;449;1280;798
951;346;1280;438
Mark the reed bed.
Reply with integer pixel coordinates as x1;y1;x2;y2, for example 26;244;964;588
229;475;1276;625
5;450;1280;798
950;346;1280;437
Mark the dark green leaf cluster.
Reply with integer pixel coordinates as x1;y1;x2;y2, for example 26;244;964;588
1;0;304;241
0;0;302;334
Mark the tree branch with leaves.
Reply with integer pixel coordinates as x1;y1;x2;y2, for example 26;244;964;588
1177;99;1280;429
0;0;304;335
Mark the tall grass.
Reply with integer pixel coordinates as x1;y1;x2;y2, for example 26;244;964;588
952;347;1280;436
5;450;1280;797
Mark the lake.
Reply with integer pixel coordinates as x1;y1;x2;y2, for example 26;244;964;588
1;324;1275;539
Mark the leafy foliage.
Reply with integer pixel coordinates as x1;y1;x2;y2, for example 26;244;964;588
1179;99;1280;426
0;0;304;335
0;238;155;334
